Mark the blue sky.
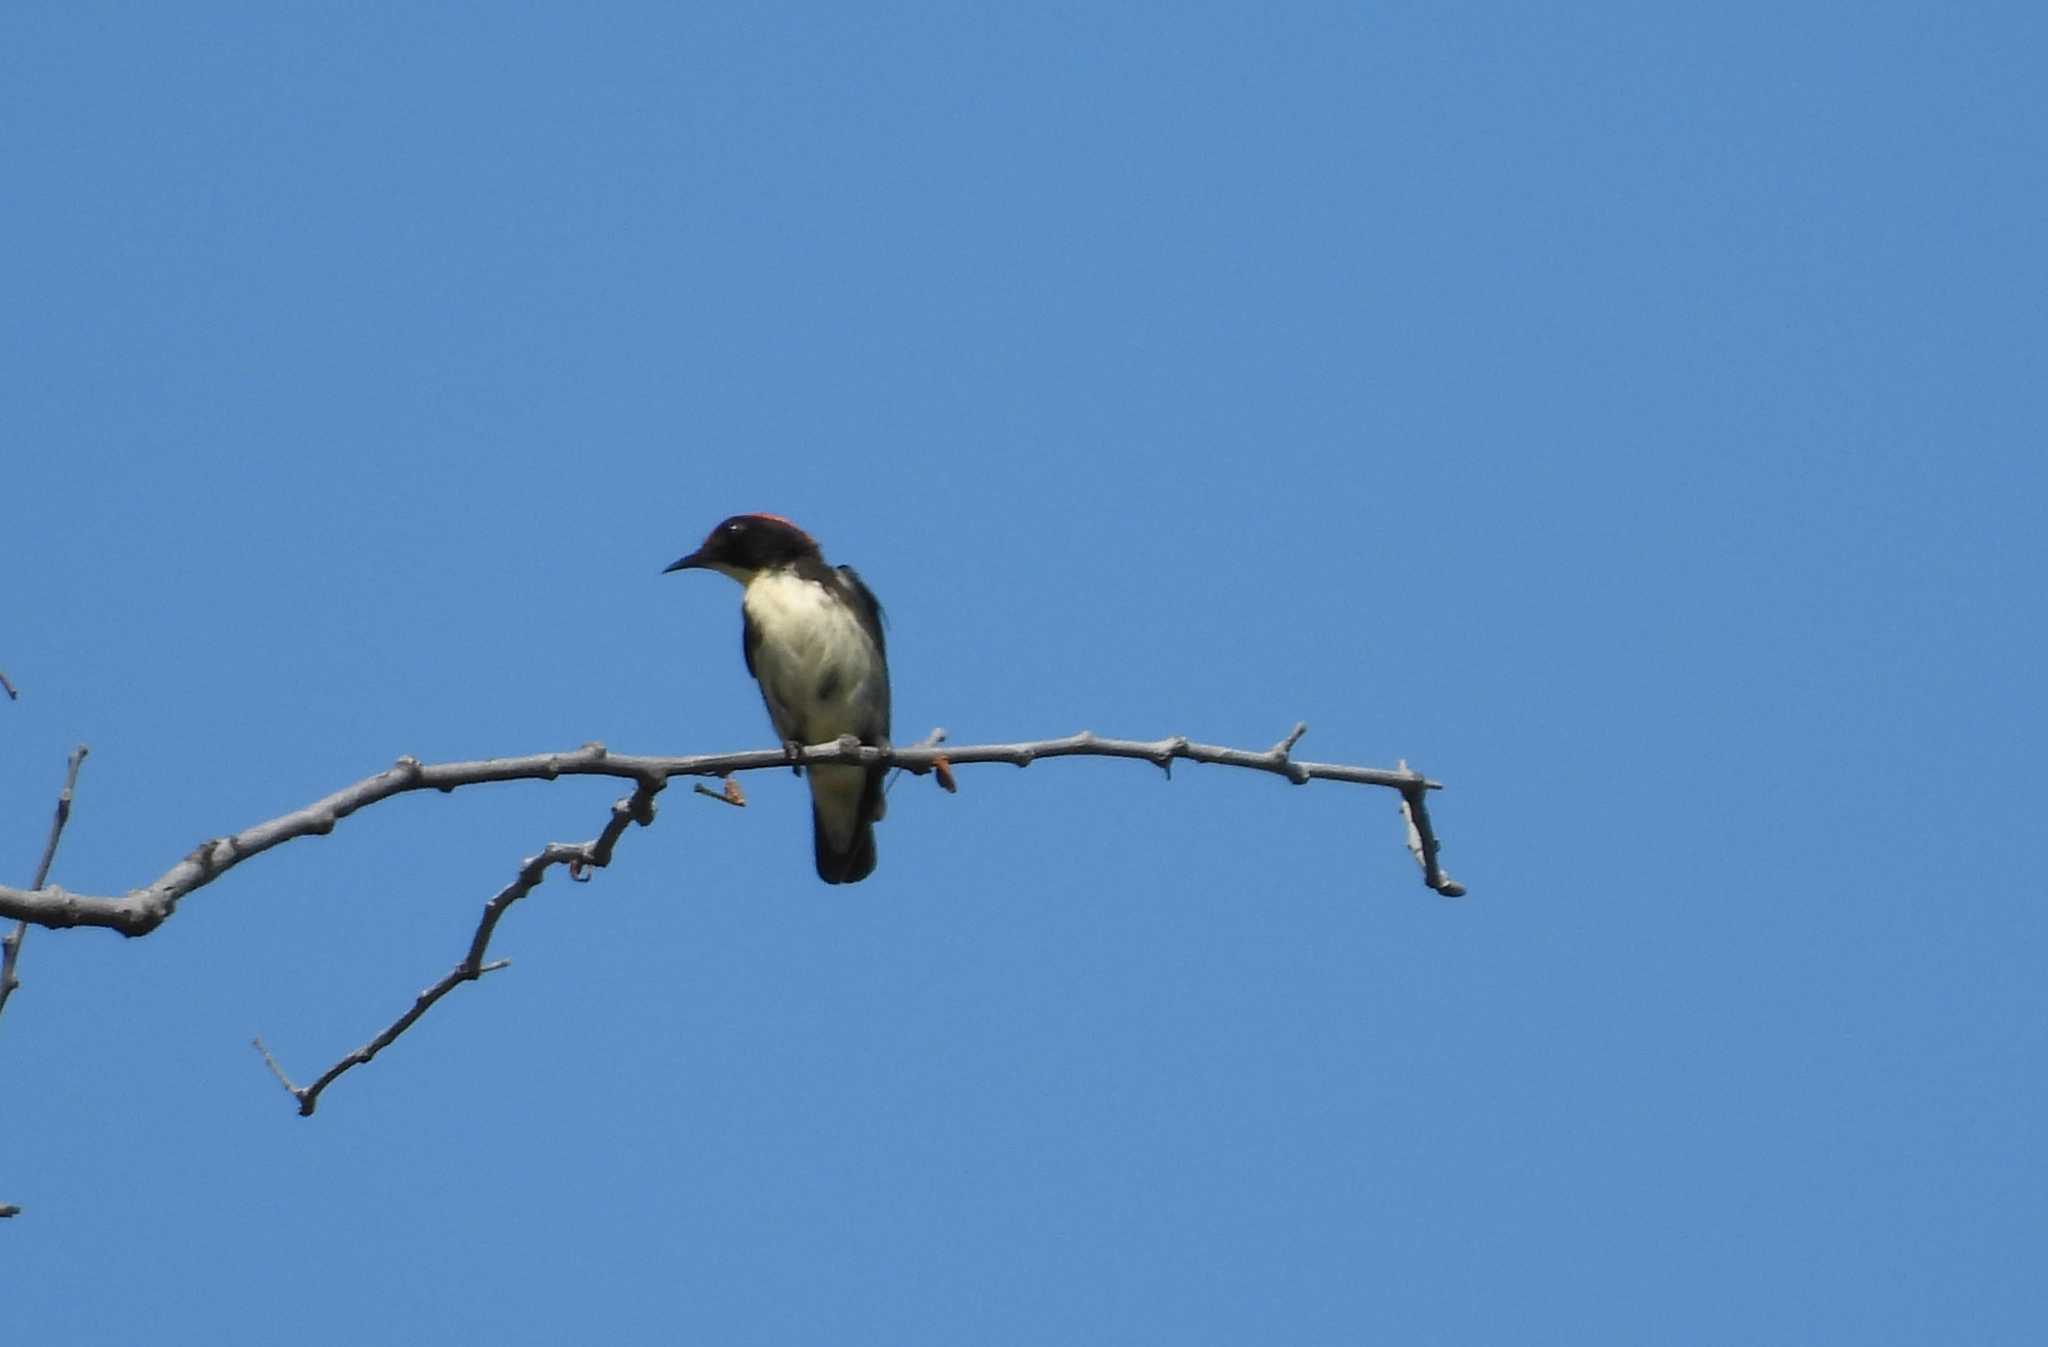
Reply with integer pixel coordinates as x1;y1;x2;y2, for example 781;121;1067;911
4;2;2042;1342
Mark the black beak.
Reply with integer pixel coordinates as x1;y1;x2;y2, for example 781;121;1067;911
663;550;707;574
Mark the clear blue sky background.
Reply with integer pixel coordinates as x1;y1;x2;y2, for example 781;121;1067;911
5;3;2042;1342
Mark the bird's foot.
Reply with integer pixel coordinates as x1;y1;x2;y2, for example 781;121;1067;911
783;739;804;776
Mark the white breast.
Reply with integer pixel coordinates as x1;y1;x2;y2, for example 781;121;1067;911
741;569;885;743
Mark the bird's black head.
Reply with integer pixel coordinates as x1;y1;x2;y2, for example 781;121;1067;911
664;513;821;581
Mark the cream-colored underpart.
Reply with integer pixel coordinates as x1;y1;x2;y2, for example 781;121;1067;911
740;568;887;842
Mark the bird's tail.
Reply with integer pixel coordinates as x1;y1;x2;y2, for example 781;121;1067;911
810;763;885;884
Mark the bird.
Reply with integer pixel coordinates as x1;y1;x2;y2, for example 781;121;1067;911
664;514;892;884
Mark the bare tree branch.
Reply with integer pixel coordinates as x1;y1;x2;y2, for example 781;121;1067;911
252;778;663;1116
0;729;1455;937
0;746;89;1023
0;670;18;701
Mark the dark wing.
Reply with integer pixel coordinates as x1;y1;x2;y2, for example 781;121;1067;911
835;565;891;746
836;565;887;658
742;607;799;742
742;606;762;678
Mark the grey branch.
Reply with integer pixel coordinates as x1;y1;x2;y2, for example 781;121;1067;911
0;670;18;701
0;729;1457;937
0;746;89;1023
254;778;663;1116
1397;759;1466;898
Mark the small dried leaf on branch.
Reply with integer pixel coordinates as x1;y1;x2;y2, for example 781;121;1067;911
693;777;747;807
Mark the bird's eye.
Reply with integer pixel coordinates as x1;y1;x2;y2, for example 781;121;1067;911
726;521;743;534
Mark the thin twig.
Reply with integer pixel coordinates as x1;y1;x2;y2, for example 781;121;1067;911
0;746;89;1023
0;728;1455;937
253;778;663;1116
1397;759;1465;897
1;746;85;1220
0;671;17;701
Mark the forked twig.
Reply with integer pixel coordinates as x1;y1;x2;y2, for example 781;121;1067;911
0;746;89;1024
252;778;663;1116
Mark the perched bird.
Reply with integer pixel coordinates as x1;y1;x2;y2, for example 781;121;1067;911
665;514;892;884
